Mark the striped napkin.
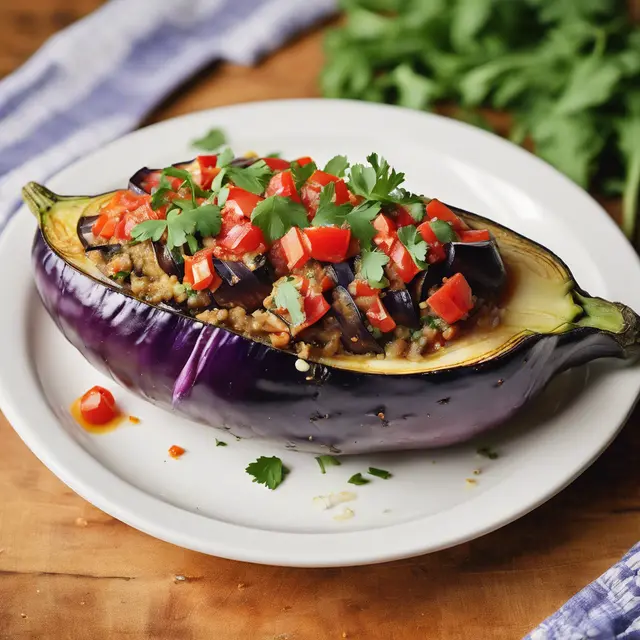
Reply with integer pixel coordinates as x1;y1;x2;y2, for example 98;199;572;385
2;1;640;637
0;0;336;234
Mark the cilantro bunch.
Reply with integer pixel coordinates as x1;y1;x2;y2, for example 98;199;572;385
322;0;640;241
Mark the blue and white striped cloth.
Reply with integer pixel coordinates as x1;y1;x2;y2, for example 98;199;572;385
2;1;640;637
0;0;335;234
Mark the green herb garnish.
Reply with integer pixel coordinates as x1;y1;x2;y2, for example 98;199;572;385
274;279;305;326
359;248;389;288
323;155;350;177
397;224;428;269
429;219;458;244
226;159;273;195
477;446;499;460
368;467;392;479
291;159;317;189
251;195;309;243
345;200;381;246
110;271;130;282
312;182;352;227
348;473;370;486
215;439;227;447
191;127;227;151
315;455;341;474
246;456;289;490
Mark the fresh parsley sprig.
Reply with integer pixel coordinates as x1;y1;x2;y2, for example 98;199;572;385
359;249;389;289
251;196;309;244
397;225;428;269
291;159;317;189
246;456;289;490
312;183;352;227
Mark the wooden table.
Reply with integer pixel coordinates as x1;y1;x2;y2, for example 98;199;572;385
2;3;640;639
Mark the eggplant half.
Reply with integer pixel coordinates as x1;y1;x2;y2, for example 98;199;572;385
23;182;640;454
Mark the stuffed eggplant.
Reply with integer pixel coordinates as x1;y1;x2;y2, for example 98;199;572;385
23;151;640;454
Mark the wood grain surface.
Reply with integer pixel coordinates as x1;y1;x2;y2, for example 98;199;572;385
2;3;640;639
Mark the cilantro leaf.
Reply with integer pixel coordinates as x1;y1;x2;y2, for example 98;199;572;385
397;225;428;269
359;249;389;288
315;455;341;474
251;196;309;243
216;147;234;168
348;163;377;198
274;279;305;326
323;155;350;177
163;166;208;201
368;466;392;479
291;160;317;189
130;219;167;243
429;219;458;244
192;204;222;237
312;183;352;227
191;127;226;151
404;202;425;223
346;201;381;246
150;174;174;210
245;456;289;490
368;153;405;199
215;439;227;447
348;473;370;486
226;159;273;195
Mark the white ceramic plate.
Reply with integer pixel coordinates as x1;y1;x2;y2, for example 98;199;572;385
1;99;639;567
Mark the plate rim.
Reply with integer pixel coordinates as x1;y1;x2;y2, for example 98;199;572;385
2;98;640;567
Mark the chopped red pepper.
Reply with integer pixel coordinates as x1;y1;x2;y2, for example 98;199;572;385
349;279;381;297
295;156;314;167
80;386;118;425
417;221;447;264
262;157;291;171
427;273;473;324
459;229;491;243
223;187;263;218
268;240;289;277
303;226;351;263
373;214;397;253
265;170;301;202
394;205;417;228
426;199;466;232
221;223;266;255
389;240;421;283
290;290;331;335
189;249;222;292
366;298;396;333
280;227;311;270
197;155;217;169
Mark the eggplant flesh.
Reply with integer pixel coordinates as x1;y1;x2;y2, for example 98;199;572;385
23;182;640;453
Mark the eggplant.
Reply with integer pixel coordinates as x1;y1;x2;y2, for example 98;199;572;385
153;241;184;279
212;258;273;312
326;261;355;288
384;289;420;328
23;181;640;454
331;286;384;355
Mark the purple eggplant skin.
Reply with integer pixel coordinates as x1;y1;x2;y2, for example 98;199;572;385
212;259;273;312
384;289;420;328
32;230;636;453
331;286;384;356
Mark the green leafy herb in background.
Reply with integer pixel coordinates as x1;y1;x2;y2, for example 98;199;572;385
191;127;227;151
322;0;640;240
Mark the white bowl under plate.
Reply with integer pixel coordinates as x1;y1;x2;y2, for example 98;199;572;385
1;99;639;567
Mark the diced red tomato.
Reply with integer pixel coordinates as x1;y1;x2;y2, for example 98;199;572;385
300;182;322;218
224;187;263;218
188;249;222;292
291;290;330;335
265;170;301;202
295;156;314;167
183;256;194;286
308;171;351;204
417;221;447;264
389;240;421;283
197;155;217;169
373;214;397;253
113;201;159;241
394;205;417;228
280;227;311;270
366;298;396;333
221;223;266;255
459;229;491;243
93;191;154;240
349;279;380;297
262;157;291;171
346;235;361;258
426;199;466;232
427;273;473;324
80;385;118;425
303;227;351;263
269;240;289;277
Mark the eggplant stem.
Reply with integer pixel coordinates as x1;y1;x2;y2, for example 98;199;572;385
22;182;61;218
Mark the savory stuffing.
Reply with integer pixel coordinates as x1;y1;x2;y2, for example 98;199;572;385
78;151;506;360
